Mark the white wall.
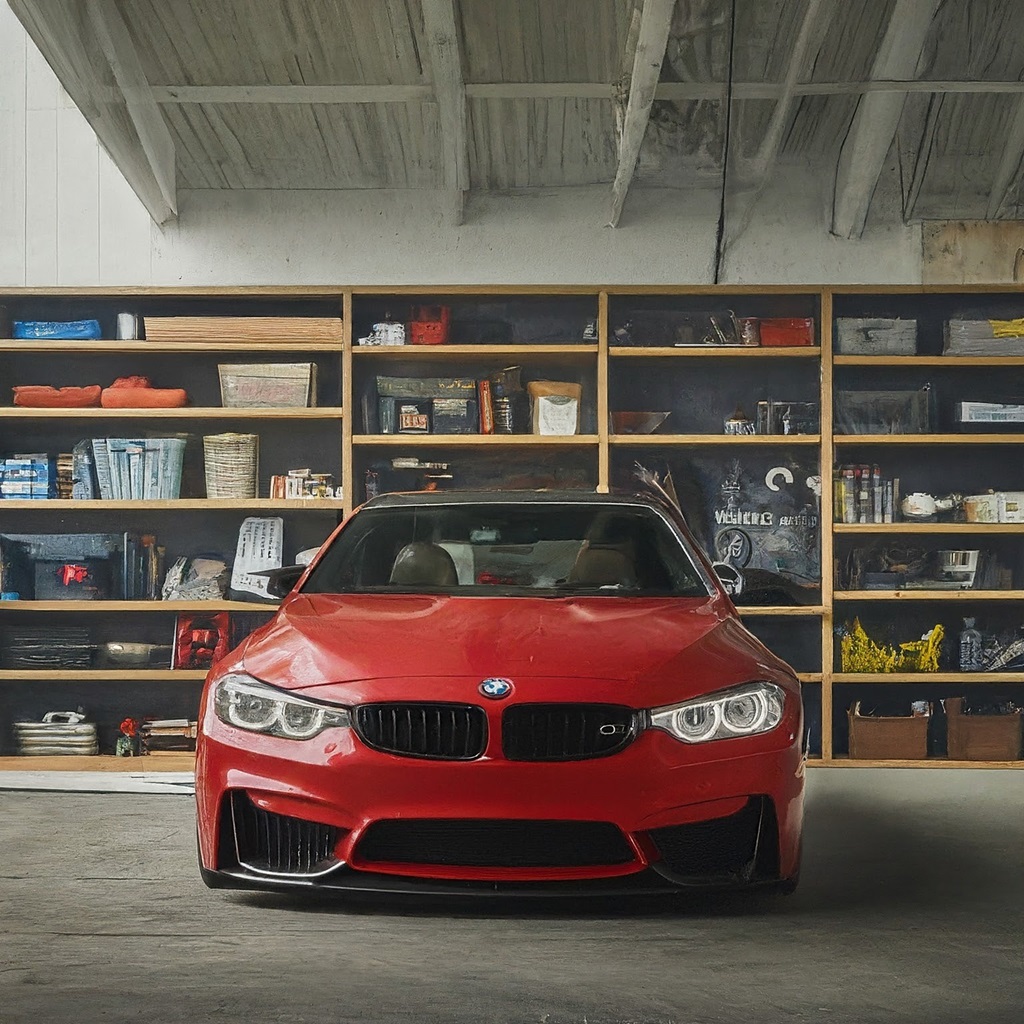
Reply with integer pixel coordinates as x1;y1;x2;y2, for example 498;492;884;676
1;7;922;288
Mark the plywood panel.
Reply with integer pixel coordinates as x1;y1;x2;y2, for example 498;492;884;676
24;107;58;284
922;220;1024;284
0;5;28;286
55;106;100;284
98;145;152;284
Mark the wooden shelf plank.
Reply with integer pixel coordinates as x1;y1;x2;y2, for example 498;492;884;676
834;522;1024;533
824;757;1024;769
0;669;207;681
835;590;1024;601
737;606;825;616
0;601;277;613
834;355;1024;367
0;753;195;772
798;673;823;683
353;344;597;357
610;346;821;358
0;340;343;352
834;433;1023;444
0;407;344;419
353;434;600;446
833;672;1024;683
0;498;345;511
610;434;821;446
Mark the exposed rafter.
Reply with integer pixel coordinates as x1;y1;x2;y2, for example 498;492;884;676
831;0;941;239
421;0;469;225
609;0;676;228
751;0;833;179
986;99;1024;219
8;0;176;224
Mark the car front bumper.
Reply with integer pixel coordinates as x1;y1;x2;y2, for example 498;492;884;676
196;715;804;894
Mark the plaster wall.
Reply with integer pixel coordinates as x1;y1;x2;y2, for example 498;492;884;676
1;6;922;288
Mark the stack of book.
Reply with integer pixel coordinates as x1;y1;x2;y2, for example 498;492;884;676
82;437;186;500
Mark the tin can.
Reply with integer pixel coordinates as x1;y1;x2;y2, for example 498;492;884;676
116;312;139;340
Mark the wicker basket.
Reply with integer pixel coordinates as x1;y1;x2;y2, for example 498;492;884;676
946;698;1022;761
848;701;931;760
203;432;259;498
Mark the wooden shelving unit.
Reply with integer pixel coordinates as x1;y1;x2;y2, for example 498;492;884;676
1;284;1022;771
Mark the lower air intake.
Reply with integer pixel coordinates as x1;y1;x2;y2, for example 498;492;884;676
647;797;767;879
229;791;343;877
355;818;636;868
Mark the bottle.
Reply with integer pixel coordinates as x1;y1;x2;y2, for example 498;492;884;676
958;617;982;672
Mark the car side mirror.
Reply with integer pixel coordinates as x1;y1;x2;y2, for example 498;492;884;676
263;564;305;599
712;562;744;597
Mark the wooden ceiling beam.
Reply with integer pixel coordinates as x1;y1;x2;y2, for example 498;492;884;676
421;0;469;225
831;0;941;239
146;80;1024;107
8;0;176;224
609;0;676;227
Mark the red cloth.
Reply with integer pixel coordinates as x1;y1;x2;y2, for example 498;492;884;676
100;376;188;408
12;385;102;408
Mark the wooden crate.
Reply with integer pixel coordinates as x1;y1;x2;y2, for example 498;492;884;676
946;697;1022;761
848;702;930;760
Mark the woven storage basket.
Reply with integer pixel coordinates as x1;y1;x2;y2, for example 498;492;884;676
946;697;1022;761
204;432;259;498
848;701;930;759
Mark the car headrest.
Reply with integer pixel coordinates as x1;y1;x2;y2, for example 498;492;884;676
389;542;458;587
568;544;636;588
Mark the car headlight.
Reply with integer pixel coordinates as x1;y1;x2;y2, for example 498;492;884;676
213;673;351;740
649;681;785;744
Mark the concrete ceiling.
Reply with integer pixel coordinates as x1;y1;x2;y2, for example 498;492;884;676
8;0;1024;233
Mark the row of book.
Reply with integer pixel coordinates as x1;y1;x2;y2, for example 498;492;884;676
74;437;186;500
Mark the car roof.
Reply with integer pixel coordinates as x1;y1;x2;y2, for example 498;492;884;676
362;490;671;511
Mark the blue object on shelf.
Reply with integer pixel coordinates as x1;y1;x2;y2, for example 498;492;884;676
12;319;102;340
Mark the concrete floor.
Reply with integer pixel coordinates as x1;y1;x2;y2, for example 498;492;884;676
1;769;1022;1024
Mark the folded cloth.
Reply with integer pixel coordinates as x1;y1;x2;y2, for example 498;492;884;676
12;385;102;408
100;375;187;408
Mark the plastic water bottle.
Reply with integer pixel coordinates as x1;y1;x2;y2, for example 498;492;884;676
958;617;982;672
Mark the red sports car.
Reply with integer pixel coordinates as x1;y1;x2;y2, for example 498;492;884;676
196;491;804;896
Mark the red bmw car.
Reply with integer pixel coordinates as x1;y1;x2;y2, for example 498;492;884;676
196;491;804;896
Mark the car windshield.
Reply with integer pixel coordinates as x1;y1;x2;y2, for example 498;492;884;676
302;501;711;597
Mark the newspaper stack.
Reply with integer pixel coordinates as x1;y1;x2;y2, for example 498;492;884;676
944;319;1024;355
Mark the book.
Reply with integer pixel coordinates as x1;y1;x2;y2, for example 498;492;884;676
478;379;495;434
376;375;477;399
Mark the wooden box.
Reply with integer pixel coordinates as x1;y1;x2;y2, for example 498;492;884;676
848;701;930;760
219;363;317;408
945;697;1022;761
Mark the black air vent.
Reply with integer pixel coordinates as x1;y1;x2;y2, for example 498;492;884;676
502;703;638;761
229;791;342;876
355;702;487;760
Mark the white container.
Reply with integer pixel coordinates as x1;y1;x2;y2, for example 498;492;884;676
998;491;1024;523
964;494;999;523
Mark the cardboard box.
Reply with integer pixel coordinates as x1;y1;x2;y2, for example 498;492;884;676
997;491;1024;523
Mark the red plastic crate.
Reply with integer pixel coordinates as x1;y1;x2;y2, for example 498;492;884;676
408;305;451;345
759;317;815;347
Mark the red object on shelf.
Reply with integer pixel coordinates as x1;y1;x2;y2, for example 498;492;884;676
408;305;451;345
12;385;102;408
100;375;188;408
759;318;815;347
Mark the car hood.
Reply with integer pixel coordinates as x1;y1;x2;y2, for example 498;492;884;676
239;593;791;705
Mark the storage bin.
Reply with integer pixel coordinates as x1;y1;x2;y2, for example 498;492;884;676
408;305;451;345
945;697;1022;761
835;318;917;355
848;701;931;760
203;433;259;499
218;363;316;408
759;318;815;347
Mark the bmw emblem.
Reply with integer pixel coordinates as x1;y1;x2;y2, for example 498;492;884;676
479;678;514;700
